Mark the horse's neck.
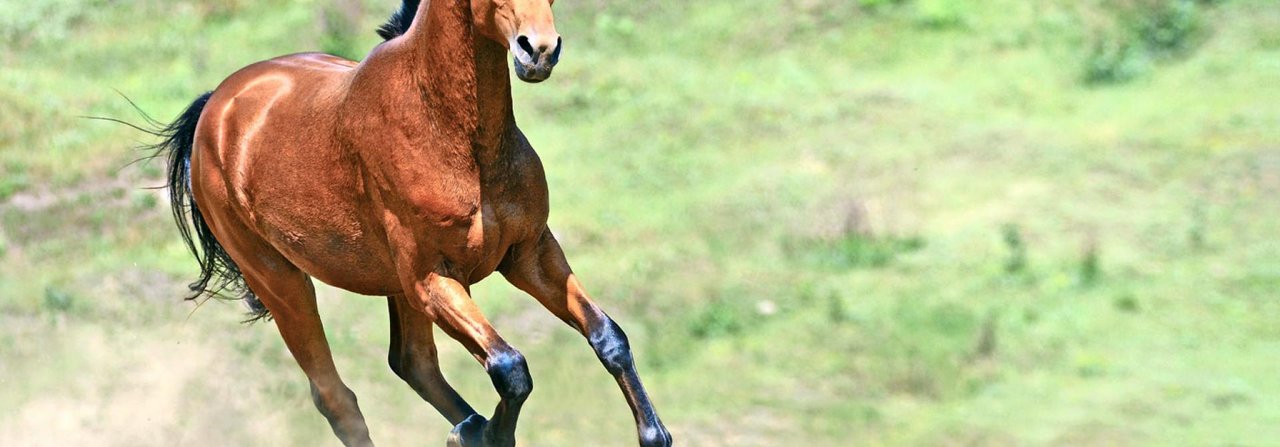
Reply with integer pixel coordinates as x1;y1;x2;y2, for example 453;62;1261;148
401;1;514;166
402;0;479;142
473;37;515;162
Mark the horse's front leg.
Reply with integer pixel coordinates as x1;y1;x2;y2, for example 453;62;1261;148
407;271;532;447
499;229;672;447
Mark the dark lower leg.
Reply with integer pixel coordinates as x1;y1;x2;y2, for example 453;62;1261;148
387;295;478;425
586;316;671;447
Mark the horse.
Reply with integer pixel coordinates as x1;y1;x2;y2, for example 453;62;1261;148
145;0;670;445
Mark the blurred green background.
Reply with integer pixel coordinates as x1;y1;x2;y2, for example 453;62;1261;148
1;0;1278;445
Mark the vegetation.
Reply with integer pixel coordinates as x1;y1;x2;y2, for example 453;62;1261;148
2;0;1278;445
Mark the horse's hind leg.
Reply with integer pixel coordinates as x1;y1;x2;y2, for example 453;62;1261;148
233;259;372;446
189;129;370;445
500;230;672;447
386;293;479;424
208;218;374;446
250;271;372;446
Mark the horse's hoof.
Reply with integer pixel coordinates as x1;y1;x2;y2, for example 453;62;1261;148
447;414;488;447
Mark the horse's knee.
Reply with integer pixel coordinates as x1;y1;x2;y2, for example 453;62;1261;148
485;350;532;401
589;318;634;375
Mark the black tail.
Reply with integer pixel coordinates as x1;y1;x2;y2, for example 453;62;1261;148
146;92;269;322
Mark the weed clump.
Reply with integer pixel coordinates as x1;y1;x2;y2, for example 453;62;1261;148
688;295;756;339
1083;38;1151;85
43;286;75;314
1078;234;1101;286
856;0;908;11
1001;223;1027;275
0;0;91;48
1083;0;1212;85
1114;293;1141;313
1189;201;1208;250
914;0;966;30
786;234;925;271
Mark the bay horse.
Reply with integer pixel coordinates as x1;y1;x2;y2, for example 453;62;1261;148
147;0;670;445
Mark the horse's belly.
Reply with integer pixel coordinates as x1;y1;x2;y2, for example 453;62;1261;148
287;240;400;296
265;219;399;295
246;173;400;296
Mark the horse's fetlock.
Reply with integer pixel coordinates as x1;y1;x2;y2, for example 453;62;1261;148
638;424;673;447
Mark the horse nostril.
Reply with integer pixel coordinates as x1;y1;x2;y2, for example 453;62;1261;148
548;37;562;65
516;35;537;59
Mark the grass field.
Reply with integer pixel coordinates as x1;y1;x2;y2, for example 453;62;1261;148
2;0;1278;445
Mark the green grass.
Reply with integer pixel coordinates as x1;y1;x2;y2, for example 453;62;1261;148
2;0;1278;445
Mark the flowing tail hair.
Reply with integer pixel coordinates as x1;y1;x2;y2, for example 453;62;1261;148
133;92;270;322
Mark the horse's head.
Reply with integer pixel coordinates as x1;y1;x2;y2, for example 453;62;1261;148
474;0;561;83
379;0;562;83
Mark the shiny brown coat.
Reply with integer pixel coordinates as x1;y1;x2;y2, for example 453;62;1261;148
175;1;670;446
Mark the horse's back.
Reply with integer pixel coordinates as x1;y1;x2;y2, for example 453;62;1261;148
191;52;400;296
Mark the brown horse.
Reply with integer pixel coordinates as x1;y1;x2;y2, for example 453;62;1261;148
146;0;670;446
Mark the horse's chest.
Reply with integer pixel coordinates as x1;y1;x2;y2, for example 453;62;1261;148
456;196;541;283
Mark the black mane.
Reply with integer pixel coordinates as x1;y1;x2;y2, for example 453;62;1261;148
377;0;421;40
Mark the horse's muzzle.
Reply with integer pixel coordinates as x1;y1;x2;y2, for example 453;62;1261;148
513;36;561;83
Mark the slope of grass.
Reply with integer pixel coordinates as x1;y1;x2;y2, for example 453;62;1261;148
2;0;1278;445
